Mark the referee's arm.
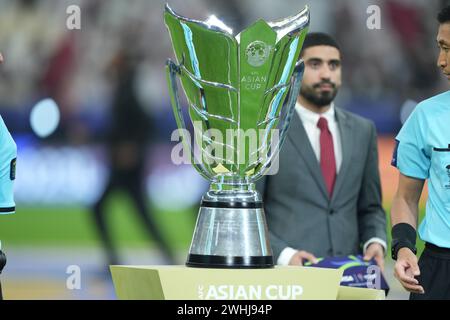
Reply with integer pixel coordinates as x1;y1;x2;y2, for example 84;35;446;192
0;51;4;300
390;173;425;294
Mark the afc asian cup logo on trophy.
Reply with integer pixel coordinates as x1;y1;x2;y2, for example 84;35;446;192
245;41;271;67
164;4;310;268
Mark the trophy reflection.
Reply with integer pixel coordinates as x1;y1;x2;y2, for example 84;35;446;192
165;4;309;268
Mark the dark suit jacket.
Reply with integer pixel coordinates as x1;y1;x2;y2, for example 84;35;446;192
257;108;387;261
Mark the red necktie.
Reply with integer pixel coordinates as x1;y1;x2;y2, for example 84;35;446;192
317;117;336;197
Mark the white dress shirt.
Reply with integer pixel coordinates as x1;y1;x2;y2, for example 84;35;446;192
277;102;386;265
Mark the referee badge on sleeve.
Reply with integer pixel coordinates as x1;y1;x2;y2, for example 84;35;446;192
446;165;450;190
391;140;399;167
10;158;16;181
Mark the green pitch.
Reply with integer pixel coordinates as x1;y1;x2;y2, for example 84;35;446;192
0;193;197;249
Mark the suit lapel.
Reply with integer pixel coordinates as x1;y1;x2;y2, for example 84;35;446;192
331;108;354;204
287;112;329;199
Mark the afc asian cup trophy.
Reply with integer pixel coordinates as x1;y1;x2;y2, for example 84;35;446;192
164;4;310;268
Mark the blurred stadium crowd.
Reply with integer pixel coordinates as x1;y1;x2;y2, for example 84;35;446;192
0;0;447;206
0;0;448;137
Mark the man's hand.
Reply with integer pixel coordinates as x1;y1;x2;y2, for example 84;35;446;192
364;242;385;272
289;250;318;266
0;53;3;64
394;247;424;294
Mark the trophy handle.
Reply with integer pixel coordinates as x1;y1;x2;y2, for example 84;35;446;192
166;59;216;181
251;60;305;182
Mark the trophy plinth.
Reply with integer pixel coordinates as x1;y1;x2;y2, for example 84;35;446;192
164;4;310;268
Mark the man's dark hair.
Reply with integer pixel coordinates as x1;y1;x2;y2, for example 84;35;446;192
438;5;450;24
300;32;341;56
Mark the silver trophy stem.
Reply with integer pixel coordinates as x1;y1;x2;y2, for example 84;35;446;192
186;183;274;268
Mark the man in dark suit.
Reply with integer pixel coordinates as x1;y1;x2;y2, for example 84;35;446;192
258;33;387;268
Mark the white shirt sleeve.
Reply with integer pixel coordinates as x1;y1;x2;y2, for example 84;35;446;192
363;237;387;256
277;247;298;265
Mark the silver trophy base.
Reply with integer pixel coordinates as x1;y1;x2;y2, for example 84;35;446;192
186;191;274;269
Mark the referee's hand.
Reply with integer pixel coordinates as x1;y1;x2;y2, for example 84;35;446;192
394;248;424;294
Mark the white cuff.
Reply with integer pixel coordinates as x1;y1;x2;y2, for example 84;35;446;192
277;247;298;266
363;237;387;256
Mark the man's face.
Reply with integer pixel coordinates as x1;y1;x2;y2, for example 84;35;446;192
437;22;450;82
0;53;3;64
299;45;342;107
